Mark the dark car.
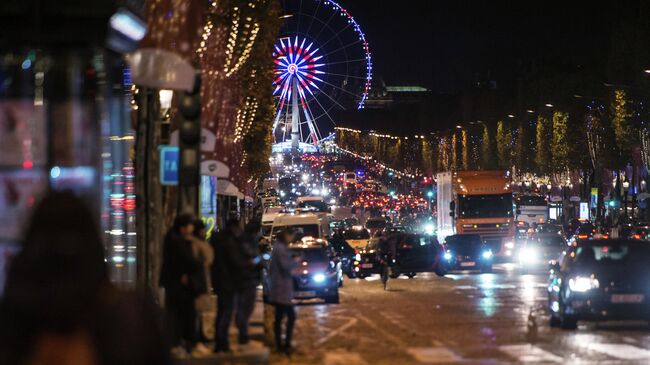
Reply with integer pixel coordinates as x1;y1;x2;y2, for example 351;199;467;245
573;223;597;240
289;239;342;304
518;233;566;272
355;233;445;279
365;217;388;236
442;234;493;273
536;224;565;238
383;225;409;235
548;239;650;329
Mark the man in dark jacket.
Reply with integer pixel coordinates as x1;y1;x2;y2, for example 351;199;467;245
159;213;201;355
210;219;246;353
235;221;263;345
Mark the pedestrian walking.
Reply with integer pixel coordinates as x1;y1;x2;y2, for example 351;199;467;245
160;213;202;357
210;219;246;353
189;219;214;355
268;229;298;354
0;191;171;365
235;220;263;346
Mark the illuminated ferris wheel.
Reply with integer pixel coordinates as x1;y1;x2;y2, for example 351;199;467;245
272;0;372;153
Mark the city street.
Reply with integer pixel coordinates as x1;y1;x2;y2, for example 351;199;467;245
275;266;650;365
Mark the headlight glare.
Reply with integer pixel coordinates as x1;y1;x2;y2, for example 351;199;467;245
444;252;453;260
313;273;326;283
568;276;599;292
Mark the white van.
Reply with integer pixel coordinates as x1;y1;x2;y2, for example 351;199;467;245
271;213;323;241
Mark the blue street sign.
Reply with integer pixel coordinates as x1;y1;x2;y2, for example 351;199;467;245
159;145;179;185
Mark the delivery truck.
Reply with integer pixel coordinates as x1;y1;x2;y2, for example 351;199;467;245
436;171;515;259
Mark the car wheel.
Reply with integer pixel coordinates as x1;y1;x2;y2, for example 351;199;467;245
560;316;578;330
406;272;416;279
434;266;447;277
549;313;561;327
325;292;340;304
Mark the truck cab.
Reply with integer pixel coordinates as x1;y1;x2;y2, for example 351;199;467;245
437;171;515;259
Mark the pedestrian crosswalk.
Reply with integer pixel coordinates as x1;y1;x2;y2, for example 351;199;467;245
400;342;650;364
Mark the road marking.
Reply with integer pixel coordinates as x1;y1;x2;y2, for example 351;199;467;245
323;350;367;365
356;313;407;347
314;317;358;346
499;344;563;363
406;347;461;363
582;343;650;360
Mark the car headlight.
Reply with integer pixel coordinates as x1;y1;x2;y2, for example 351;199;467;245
504;241;515;249
568;276;599;292
355;253;361;261
313;273;326;283
482;250;493;259
519;247;538;263
444;252;453;260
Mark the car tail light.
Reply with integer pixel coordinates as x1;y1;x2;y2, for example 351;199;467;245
578;234;588;239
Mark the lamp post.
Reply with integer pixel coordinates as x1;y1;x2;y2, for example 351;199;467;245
623;180;630;217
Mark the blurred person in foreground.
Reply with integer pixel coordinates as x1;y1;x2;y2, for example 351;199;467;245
0;191;170;365
189;218;214;355
210;218;245;353
160;213;202;357
268;229;298;355
235;220;263;347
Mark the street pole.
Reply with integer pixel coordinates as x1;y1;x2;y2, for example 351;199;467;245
178;71;202;215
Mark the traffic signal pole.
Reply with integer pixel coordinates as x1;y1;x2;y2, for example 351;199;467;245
177;71;202;215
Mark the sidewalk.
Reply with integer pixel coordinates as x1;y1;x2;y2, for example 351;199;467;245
175;290;270;365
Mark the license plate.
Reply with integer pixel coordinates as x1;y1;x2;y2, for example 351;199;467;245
611;294;644;303
460;261;475;267
361;263;373;268
295;291;316;298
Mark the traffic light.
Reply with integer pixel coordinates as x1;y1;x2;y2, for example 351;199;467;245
177;71;201;213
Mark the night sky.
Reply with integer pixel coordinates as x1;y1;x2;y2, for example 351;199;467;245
342;1;626;94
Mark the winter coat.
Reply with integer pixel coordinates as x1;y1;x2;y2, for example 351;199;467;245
239;232;262;289
159;231;202;295
268;241;296;305
210;229;247;293
191;236;214;293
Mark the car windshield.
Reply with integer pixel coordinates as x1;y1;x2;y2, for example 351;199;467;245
293;248;328;262
536;235;565;246
344;229;370;239
574;242;650;266
445;235;482;247
537;224;563;234
458;194;513;219
298;200;328;212
262;224;272;236
331;242;354;254
517;195;547;206
366;219;387;229
577;224;596;235
272;224;320;239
